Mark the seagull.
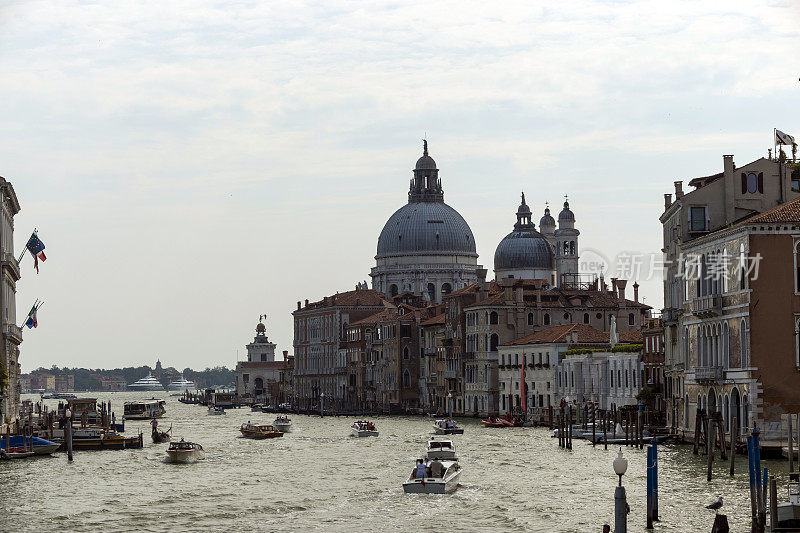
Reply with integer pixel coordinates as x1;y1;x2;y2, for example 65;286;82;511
706;496;723;513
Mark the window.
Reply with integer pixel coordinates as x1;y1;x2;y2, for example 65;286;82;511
528;313;534;326
441;283;452;295
543;313;550;326
596;313;602;320
795;241;800;294
740;319;749;367
490;334;499;352
389;284;398;297
490;312;499;325
563;312;570;321
583;313;589;324
689;206;708;232
403;347;410;360
741;172;763;194
427;283;436;302
403;370;410;388
628;313;635;326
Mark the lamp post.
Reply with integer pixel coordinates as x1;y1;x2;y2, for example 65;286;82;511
65;408;73;462
614;447;629;533
320;393;325;418
447;392;453;420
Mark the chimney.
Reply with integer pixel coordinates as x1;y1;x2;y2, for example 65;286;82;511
477;268;488;301
515;286;524;304
297;301;301;310
305;299;309;307
633;282;639;303
611;278;618;294
674;181;683;199
723;154;735;223
664;193;672;210
599;274;605;293
282;350;288;358
617;279;627;300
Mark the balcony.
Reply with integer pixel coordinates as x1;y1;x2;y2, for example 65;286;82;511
695;366;723;383
333;366;347;374
2;253;20;281
444;369;457;379
3;323;22;344
691;296;722;318
662;307;683;325
424;347;437;356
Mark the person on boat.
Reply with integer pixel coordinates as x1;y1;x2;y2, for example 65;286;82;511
429;459;444;479
151;418;158;430
415;459;427;479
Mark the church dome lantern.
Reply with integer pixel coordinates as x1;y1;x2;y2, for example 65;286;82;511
493;193;556;282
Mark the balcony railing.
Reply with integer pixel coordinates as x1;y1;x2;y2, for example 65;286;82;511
444;369;457;379
662;307;683;325
695;366;723;383
3;323;22;343
691;296;722;318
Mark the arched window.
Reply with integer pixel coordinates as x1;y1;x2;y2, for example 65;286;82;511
527;313;534;326
583;313;589;324
795;241;800;294
441;283;452;295
628;313;635;326
543;313;550;326
389;284;398;297
739;243;747;290
684;394;690;428
403;347;410;360
490;334;499;352
427;283;436;302
740;319;749;367
742;394;749;431
489;312;499;325
403;369;410;388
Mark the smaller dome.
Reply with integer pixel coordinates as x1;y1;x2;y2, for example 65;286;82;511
415;155;437;170
559;200;575;222
256;323;266;333
540;206;555;227
517;192;531;215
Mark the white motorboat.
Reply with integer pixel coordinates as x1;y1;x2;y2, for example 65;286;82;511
776;473;800;528
165;440;205;463
433;418;464;435
128;373;165;391
426;438;457;460
350;420;379;437
123;399;166;420
274;416;292;432
167;374;196;391
403;458;461;494
207;406;226;416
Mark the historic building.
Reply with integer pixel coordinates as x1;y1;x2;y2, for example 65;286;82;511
235;319;292;404
371;142;480;303
660;153;800;439
493;194;580;287
0;177;21;430
293;287;385;408
641;317;665;421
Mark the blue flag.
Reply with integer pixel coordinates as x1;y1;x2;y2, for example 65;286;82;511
25;232;46;273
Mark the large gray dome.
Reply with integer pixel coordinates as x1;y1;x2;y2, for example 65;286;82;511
377;201;477;257
494;229;554;270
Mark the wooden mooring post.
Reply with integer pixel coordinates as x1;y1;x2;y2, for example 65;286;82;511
730;414;738;477
789;413;794;473
707;413;716;481
603;409;608;450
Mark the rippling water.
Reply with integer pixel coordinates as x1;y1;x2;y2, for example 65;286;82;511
0;392;793;532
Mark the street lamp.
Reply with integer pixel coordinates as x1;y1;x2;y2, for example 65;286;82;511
447;391;453;420
613;447;629;533
320;393;325;418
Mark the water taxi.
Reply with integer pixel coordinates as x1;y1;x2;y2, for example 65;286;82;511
128;372;165;391
60;398;125;432
273;416;292;432
403;458;461;494
208;406;226;415
426;438;457;460
51;427;143;450
240;423;283;439
350;420;379;437
776;473;800;528
165;440;204;463
123;399;166;420
433;418;464;435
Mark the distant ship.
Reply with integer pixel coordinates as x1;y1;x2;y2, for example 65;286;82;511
168;374;196;391
128;372;165;391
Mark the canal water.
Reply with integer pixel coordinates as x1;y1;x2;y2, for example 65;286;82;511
0;392;793;532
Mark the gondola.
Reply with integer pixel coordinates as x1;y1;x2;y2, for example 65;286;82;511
152;425;172;444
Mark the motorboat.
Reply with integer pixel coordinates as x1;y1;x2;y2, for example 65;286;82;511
41;393;76;400
165;440;205;463
481;417;510;428
208;406;226;416
240;423;283;439
167;374;196;391
128;373;165;391
403;458;462;494
51;427;143;450
251;404;264;412
350;420;379;437
0;435;60;455
124;399;166;420
426;438;457;460
775;473;800;528
0;450;35;459
274;416;292;432
433;418;464;435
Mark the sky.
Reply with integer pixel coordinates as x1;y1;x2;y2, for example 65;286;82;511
1;1;799;372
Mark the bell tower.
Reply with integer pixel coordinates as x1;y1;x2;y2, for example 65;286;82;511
555;197;580;285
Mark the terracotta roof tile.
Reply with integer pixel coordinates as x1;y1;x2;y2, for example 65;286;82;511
421;313;446;326
502;323;643;346
741;195;800;224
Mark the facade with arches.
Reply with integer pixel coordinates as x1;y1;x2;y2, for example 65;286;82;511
661;154;800;439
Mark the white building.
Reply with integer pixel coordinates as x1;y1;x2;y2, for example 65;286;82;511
236;319;289;404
